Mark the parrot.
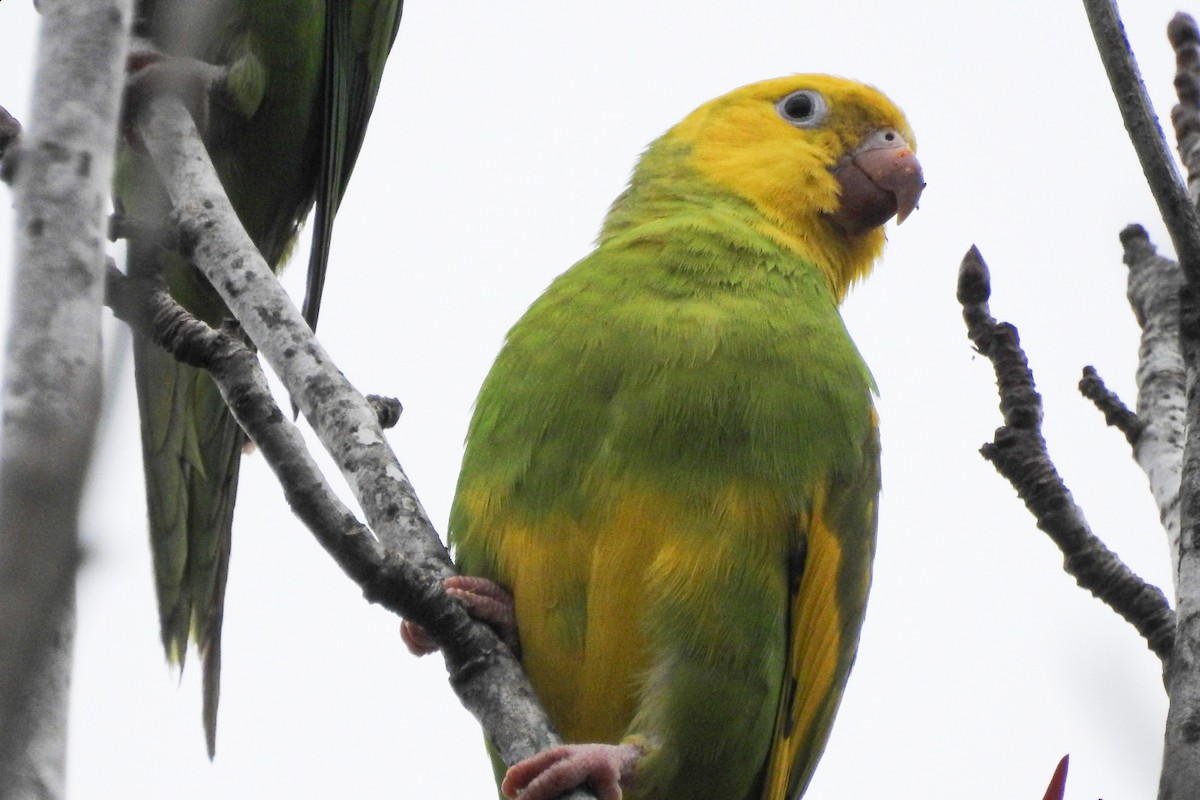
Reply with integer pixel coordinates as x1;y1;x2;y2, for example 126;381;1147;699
410;74;923;800
116;0;403;756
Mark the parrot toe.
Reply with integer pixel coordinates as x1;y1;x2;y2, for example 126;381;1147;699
400;575;520;656
123;50;226;151
444;575;518;648
501;743;643;800
399;619;439;656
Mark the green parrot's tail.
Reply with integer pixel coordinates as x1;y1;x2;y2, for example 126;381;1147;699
133;330;242;758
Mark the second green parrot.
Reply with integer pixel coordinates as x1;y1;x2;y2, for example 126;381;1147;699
117;0;403;755
425;75;923;799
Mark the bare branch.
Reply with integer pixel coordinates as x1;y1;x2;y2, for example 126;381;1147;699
1160;282;1200;799
1146;16;1200;796
1081;0;1200;285
1169;13;1200;204
0;0;133;795
1114;224;1186;586
128;96;596;800
105;263;451;639
106;264;393;599
1079;366;1145;446
958;246;1175;662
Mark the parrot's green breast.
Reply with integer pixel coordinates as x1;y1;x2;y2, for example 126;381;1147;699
458;202;876;517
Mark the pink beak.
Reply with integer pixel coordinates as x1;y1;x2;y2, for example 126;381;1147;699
826;129;925;236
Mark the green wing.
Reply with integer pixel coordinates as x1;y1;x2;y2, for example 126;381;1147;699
764;415;880;800
302;0;404;332
124;148;249;758
130;286;242;752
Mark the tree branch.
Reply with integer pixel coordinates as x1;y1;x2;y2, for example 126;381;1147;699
1114;224;1186;587
1078;366;1145;446
0;0;132;797
1161;280;1200;799
105;264;404;606
1142;13;1200;797
958;246;1175;662
1170;13;1200;204
127;95;595;800
1082;0;1200;286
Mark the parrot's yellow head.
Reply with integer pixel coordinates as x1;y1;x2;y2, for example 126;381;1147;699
661;74;923;298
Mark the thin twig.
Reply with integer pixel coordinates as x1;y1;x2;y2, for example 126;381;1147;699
105;264;434;629
958;246;1175;661
1082;0;1200;285
1079;365;1145;446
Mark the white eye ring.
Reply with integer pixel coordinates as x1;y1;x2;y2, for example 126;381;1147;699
776;90;828;128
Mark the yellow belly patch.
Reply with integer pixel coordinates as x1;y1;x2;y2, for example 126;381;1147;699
464;482;795;753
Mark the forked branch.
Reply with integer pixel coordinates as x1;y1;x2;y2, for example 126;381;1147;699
957;246;1175;662
127;95;597;800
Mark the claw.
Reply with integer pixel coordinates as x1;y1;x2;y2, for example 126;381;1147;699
123;49;226;151
400;575;520;656
501;743;643;800
399;618;439;656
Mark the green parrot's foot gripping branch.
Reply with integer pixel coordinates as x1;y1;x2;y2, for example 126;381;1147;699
401;575;519;657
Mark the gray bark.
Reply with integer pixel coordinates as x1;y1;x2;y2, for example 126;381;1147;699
0;1;132;797
130;96;596;800
1121;226;1185;589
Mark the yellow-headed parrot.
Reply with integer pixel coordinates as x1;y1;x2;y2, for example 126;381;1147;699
410;74;922;800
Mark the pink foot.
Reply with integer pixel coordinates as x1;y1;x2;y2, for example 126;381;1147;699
399;617;439;656
123;50;227;150
501;743;643;800
400;576;518;656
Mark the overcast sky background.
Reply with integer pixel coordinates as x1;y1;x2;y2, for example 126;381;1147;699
0;0;1192;797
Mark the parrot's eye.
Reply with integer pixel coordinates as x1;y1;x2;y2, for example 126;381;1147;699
776;90;828;128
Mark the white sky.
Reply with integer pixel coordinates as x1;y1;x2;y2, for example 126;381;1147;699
0;0;1189;797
